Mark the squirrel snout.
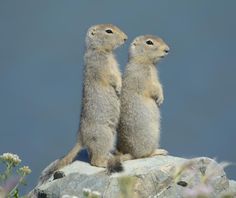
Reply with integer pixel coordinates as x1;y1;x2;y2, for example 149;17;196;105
164;49;169;53
123;34;128;42
164;46;170;54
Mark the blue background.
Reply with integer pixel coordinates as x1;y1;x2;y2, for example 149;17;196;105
0;0;235;194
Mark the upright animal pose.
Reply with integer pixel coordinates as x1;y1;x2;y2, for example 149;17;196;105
40;24;127;182
117;35;169;160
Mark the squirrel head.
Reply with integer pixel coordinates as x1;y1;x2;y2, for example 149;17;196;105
129;35;170;64
86;24;127;52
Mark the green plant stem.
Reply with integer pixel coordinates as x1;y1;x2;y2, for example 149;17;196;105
1;161;13;181
8;174;26;198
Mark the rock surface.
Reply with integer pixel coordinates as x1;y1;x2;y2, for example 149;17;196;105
30;155;236;198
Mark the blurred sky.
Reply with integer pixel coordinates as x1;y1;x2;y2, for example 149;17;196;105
0;0;236;194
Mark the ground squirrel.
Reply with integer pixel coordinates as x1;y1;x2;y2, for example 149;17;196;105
39;24;127;182
117;35;169;160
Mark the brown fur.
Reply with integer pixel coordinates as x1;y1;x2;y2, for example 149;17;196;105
117;35;169;160
39;24;127;183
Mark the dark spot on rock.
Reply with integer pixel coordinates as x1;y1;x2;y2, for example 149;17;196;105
38;191;48;198
177;181;188;187
53;171;65;180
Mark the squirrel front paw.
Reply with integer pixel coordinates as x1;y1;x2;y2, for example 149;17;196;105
111;84;121;97
115;86;121;97
155;94;164;107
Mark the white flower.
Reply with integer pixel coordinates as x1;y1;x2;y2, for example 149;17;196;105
91;191;101;197
0;153;21;166
83;188;91;193
62;195;78;198
19;166;32;175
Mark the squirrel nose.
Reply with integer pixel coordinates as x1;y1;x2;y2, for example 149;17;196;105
164;46;170;53
164;49;169;53
123;35;128;42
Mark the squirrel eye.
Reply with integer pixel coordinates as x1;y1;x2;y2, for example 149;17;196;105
146;40;154;45
105;29;113;34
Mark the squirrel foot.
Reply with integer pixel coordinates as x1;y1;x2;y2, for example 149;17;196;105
150;149;168;157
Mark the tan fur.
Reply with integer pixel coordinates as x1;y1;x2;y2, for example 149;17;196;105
39;24;127;183
117;35;169;160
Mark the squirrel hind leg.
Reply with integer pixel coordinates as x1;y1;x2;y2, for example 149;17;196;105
90;154;108;167
88;145;110;167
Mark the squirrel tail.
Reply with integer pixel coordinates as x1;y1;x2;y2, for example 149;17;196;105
107;152;133;174
38;142;82;184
